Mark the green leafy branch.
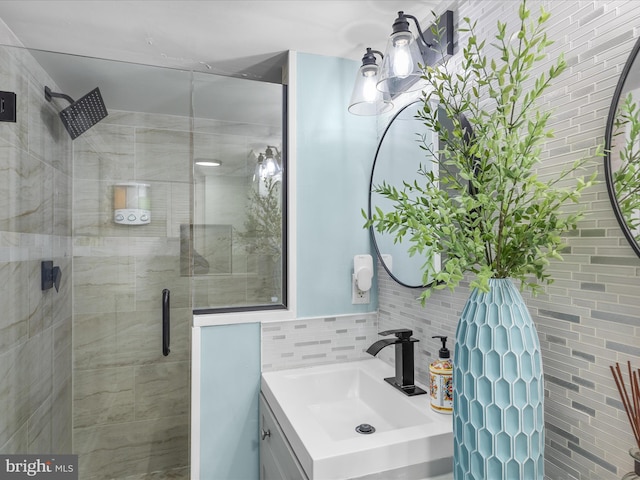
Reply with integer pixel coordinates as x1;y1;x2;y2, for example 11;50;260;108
238;177;282;259
613;93;640;241
365;0;598;302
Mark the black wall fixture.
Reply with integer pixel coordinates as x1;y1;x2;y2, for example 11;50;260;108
41;260;62;292
349;9;455;115
0;91;16;122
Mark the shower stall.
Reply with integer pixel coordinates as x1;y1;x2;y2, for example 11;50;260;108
0;42;285;479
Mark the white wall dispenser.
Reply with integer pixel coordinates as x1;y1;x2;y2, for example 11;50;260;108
113;182;151;225
352;254;373;304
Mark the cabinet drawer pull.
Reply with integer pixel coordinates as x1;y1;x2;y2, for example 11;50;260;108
261;428;271;440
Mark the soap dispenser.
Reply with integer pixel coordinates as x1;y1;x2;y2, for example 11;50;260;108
429;335;453;414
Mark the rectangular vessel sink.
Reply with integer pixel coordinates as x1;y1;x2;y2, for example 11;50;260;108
261;358;453;479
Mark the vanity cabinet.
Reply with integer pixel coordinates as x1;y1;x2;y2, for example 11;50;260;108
260;393;308;480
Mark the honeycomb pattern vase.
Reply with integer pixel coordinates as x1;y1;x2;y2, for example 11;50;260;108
453;278;544;479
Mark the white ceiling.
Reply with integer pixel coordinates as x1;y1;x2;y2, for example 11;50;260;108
0;0;443;126
0;1;442;80
0;0;442;173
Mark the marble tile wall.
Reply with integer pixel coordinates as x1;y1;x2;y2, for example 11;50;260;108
376;1;640;479
0;45;73;454
72;111;192;479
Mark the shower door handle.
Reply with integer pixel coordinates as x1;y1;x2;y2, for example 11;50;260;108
162;289;170;356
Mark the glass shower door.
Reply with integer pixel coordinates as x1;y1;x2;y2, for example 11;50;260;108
31;49;195;479
24;45;286;479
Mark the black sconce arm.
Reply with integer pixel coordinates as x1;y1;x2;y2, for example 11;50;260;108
402;13;433;49
363;48;385;64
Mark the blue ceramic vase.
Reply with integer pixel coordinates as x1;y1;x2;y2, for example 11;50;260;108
453;278;544;479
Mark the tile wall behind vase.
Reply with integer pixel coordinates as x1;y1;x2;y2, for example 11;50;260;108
376;1;640;479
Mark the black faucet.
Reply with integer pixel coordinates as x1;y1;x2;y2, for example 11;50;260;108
366;329;426;396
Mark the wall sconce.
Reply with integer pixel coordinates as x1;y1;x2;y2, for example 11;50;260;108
254;146;282;180
377;10;453;95
348;48;393;116
253;153;265;181
348;9;454;113
263;146;282;177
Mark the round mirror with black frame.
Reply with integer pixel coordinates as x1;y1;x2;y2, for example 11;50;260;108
368;100;472;288
605;36;640;258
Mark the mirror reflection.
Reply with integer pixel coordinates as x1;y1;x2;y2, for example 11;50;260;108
606;37;640;257
191;72;285;309
369;101;440;287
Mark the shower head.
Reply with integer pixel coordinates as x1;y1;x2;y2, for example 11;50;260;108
44;86;108;139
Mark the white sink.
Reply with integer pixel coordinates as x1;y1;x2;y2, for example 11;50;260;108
261;358;453;479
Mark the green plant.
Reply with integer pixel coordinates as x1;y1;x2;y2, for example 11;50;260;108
366;0;598;301
237;176;283;300
239;176;283;259
612;93;640;242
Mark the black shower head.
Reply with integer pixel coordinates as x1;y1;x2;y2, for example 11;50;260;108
45;86;108;139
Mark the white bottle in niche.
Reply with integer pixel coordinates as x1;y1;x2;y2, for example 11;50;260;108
429;335;453;414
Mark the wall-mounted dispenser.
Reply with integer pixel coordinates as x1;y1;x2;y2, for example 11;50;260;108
113;182;150;225
352;254;373;304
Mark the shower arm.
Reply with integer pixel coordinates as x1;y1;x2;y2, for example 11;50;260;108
44;86;75;105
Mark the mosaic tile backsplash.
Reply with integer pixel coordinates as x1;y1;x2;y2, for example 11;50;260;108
261;313;378;372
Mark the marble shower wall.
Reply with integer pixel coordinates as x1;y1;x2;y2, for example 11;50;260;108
0;45;73;454
72;111;192;480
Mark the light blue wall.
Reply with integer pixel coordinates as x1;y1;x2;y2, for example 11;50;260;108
200;323;261;479
296;53;379;318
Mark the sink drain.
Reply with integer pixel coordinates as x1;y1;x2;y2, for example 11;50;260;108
355;423;375;435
